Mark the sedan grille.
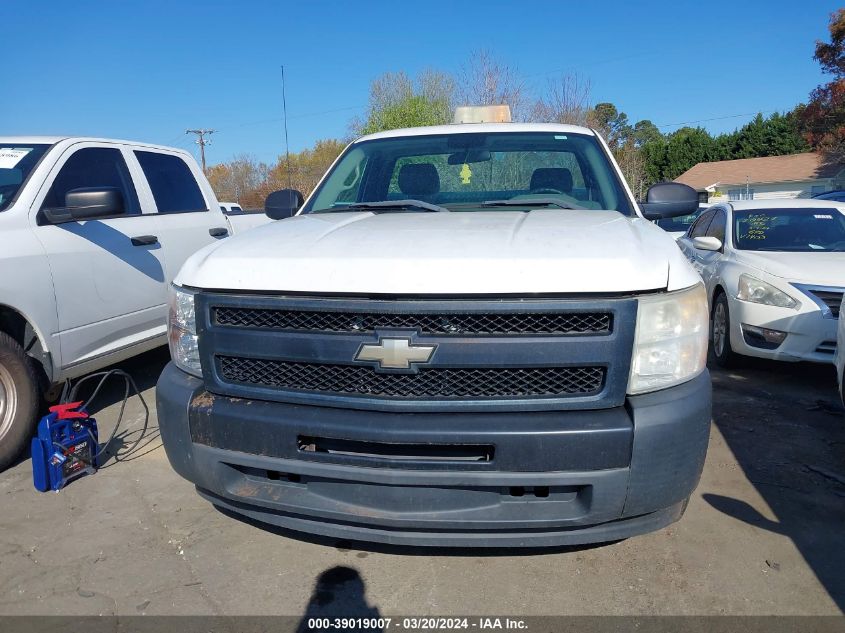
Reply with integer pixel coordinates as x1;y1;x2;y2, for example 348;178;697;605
809;290;843;318
218;356;605;399
214;307;612;336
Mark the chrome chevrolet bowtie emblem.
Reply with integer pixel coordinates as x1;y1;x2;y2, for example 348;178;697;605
355;338;436;370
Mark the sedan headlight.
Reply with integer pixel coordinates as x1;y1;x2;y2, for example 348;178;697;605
628;283;709;395
737;273;799;309
168;285;201;377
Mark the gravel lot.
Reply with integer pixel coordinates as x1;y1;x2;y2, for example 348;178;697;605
1;347;843;617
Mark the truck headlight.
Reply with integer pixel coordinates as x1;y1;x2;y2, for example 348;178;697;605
168;285;202;377
628;283;708;395
737;273;799;309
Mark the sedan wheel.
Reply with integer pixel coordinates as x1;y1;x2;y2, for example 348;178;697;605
712;293;739;368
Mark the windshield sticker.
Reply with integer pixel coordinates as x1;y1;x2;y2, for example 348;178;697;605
459;163;472;185
814;214;833;219
739;213;772;241
0;148;32;169
554;135;568;140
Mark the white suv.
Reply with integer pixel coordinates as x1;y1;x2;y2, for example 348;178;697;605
0;136;253;468
157;117;712;547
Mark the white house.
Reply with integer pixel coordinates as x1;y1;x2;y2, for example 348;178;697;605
675;152;845;203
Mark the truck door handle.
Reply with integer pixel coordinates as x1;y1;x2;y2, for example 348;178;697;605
209;227;229;238
130;235;159;246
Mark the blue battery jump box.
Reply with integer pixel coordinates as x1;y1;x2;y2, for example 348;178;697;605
31;402;99;492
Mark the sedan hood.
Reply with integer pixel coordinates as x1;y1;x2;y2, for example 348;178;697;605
177;210;688;295
734;250;845;286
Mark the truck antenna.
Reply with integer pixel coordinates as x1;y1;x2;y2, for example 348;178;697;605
281;65;292;191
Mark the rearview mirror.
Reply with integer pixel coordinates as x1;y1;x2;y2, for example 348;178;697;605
692;236;722;252
265;189;304;220
42;187;126;223
639;182;698;220
447;150;492;165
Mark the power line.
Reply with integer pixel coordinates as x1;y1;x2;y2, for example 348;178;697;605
185;128;216;172
655;110;779;130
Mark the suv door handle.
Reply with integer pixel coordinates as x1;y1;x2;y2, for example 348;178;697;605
209;227;229;238
130;235;159;246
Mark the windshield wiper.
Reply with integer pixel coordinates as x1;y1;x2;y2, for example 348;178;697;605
338;200;450;213
481;198;585;210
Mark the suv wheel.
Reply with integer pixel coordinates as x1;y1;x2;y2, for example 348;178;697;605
0;332;40;470
712;292;740;368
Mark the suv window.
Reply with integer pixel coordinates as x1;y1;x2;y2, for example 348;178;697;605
706;208;726;243
135;151;207;213
42;147;141;215
689;210;714;238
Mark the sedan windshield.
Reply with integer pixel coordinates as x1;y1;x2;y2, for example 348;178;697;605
0;144;51;211
302;132;634;215
734;208;845;252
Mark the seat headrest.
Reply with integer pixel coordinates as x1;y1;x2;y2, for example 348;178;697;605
398;163;440;197
530;167;573;193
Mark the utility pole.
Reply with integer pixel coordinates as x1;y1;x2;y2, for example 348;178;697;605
185;129;215;172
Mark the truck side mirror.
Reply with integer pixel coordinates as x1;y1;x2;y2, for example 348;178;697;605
42;187;126;223
265;189;304;220
639;182;698;220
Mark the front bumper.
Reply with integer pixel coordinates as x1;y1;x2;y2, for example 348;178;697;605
157;363;711;547
728;296;838;363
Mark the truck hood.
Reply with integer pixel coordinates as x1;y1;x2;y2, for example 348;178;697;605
734;251;845;286
176;210;694;294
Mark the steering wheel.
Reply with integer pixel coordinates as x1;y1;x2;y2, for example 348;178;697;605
529;187;564;195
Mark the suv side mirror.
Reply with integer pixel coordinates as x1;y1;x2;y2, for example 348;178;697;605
265;189;304;220
640;182;698;220
693;236;722;251
42;187;126;223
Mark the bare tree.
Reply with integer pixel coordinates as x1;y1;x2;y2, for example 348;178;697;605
456;50;528;121
349;69;454;137
530;73;592;125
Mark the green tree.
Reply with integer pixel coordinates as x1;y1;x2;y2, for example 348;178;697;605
632;120;662;147
588;102;631;149
663;127;715;180
727;112;808;158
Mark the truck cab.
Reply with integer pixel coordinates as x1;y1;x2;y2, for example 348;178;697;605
158;115;711;547
0;136;235;469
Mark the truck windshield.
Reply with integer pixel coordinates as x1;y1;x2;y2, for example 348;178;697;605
734;208;845;252
0;145;51;212
302;132;634;215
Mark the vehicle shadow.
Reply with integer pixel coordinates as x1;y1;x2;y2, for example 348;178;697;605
704;355;845;611
295;566;383;632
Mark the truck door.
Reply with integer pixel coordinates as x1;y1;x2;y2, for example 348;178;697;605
31;143;167;369
129;149;230;281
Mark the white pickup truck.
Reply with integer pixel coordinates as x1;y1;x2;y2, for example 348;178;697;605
0;136;266;468
158;112;712;547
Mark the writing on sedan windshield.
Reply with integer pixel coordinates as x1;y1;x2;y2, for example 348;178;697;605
734;208;845;252
740;214;773;241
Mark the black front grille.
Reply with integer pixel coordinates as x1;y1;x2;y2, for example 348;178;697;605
809;290;843;318
218;356;605;399
214;307;612;336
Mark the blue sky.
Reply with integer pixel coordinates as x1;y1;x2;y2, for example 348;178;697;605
3;1;839;166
